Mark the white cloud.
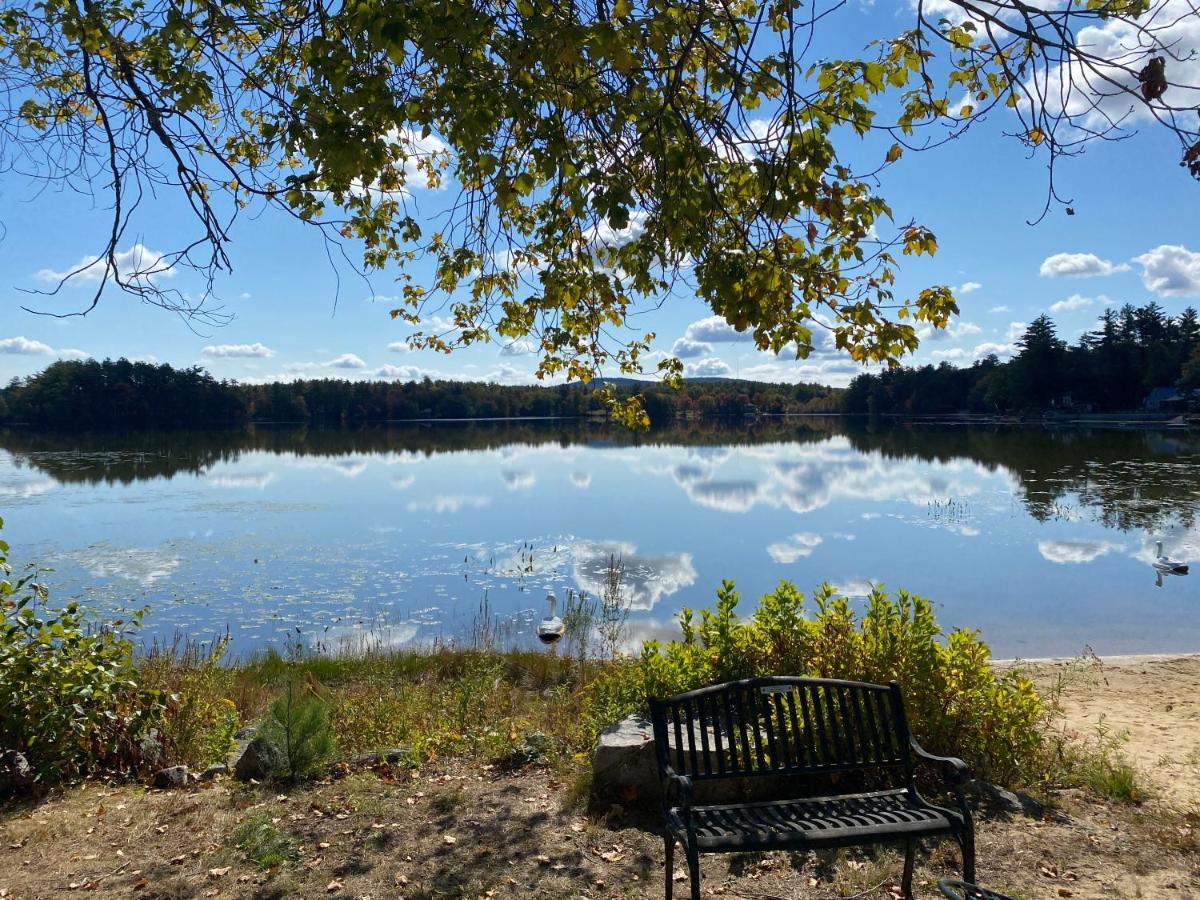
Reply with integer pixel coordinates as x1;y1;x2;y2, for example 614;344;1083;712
0;336;54;355
201;342;275;359
1048;294;1095;314
0;337;89;359
766;532;823;564
670;336;714;358
1039;252;1130;278
499;339;537;357
1038;539;1123;565
973;341;1018;359
406;495;492;514
989;305;1010;314
570;472;592;489
931;348;971;361
571;540;697;611
35;243;175;286
208;472;275;490
683;315;754;343
387;341;412;353
685;357;733;378
1006;321;1028;342
918;321;982;344
376;364;433;381
328;353;367;370
502;469;536;491
957;281;982;294
1134;244;1200;297
1038;0;1200;131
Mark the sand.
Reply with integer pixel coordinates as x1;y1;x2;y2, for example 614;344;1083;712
1027;653;1200;811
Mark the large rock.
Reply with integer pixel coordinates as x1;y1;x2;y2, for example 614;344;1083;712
350;747;412;767
591;715;660;806
152;765;190;789
964;779;1045;818
0;751;34;795
233;736;286;781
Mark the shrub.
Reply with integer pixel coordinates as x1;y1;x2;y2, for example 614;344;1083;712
140;637;240;768
0;519;166;788
259;678;335;781
585;580;1048;787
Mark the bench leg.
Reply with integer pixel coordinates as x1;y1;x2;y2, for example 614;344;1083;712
960;828;976;885
664;834;674;900
686;848;701;900
901;839;916;899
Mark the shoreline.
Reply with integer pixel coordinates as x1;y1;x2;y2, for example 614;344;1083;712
995;650;1200;666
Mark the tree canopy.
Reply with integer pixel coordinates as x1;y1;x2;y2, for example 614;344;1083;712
844;302;1200;415
2;0;1197;423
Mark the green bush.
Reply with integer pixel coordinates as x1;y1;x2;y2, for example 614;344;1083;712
586;580;1047;786
259;678;335;781
140;638;240;768
0;518;166;787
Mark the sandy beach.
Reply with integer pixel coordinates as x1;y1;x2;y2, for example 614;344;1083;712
1026;653;1200;811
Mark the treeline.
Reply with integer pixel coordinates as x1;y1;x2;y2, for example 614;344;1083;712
0;359;840;429
844;303;1200;416
0;358;245;429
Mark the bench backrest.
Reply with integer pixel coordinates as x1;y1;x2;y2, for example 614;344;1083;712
648;676;914;781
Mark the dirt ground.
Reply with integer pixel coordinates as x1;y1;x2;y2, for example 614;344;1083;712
1027;655;1200;813
1;656;1198;900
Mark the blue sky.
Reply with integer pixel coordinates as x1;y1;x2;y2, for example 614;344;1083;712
2;3;1198;389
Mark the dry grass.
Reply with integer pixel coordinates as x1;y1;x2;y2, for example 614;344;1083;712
2;763;1198;900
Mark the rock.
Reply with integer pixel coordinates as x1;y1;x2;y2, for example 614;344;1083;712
139;731;165;767
350;747;412;767
233;725;257;741
233;736;285;781
591;714;660;805
153;765;190;789
199;763;230;781
0;751;34;795
965;779;1045;818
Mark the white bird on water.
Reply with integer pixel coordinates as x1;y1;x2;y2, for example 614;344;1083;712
1153;541;1189;575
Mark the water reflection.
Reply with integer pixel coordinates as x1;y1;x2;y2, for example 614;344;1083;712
2;419;1198;657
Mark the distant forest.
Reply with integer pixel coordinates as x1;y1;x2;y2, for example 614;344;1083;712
0;358;839;429
4;303;1198;429
844;303;1200;416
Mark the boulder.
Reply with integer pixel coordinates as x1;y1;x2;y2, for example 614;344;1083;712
233;736;285;781
139;731;165;767
199;763;230;781
0;751;34;795
591;715;660;806
350;747;412;767
152;765;190;789
965;779;1045;818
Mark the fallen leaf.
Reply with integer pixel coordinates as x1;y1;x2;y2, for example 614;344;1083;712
443;835;457;845
326;880;343;894
170;855;186;866
208;867;231;879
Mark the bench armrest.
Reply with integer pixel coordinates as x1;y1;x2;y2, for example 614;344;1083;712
661;767;694;811
909;738;971;785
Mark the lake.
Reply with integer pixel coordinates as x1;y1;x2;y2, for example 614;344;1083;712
1;419;1197;659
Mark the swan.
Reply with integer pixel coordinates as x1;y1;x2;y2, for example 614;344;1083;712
1153;541;1189;575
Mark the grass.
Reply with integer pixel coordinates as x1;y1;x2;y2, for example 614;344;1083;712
140;640;611;776
228;812;296;869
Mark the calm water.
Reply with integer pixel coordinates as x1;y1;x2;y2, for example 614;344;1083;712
1;419;1197;659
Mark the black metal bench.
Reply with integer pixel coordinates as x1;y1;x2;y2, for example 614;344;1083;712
649;676;975;900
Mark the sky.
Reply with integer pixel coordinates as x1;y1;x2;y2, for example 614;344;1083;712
2;2;1198;390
